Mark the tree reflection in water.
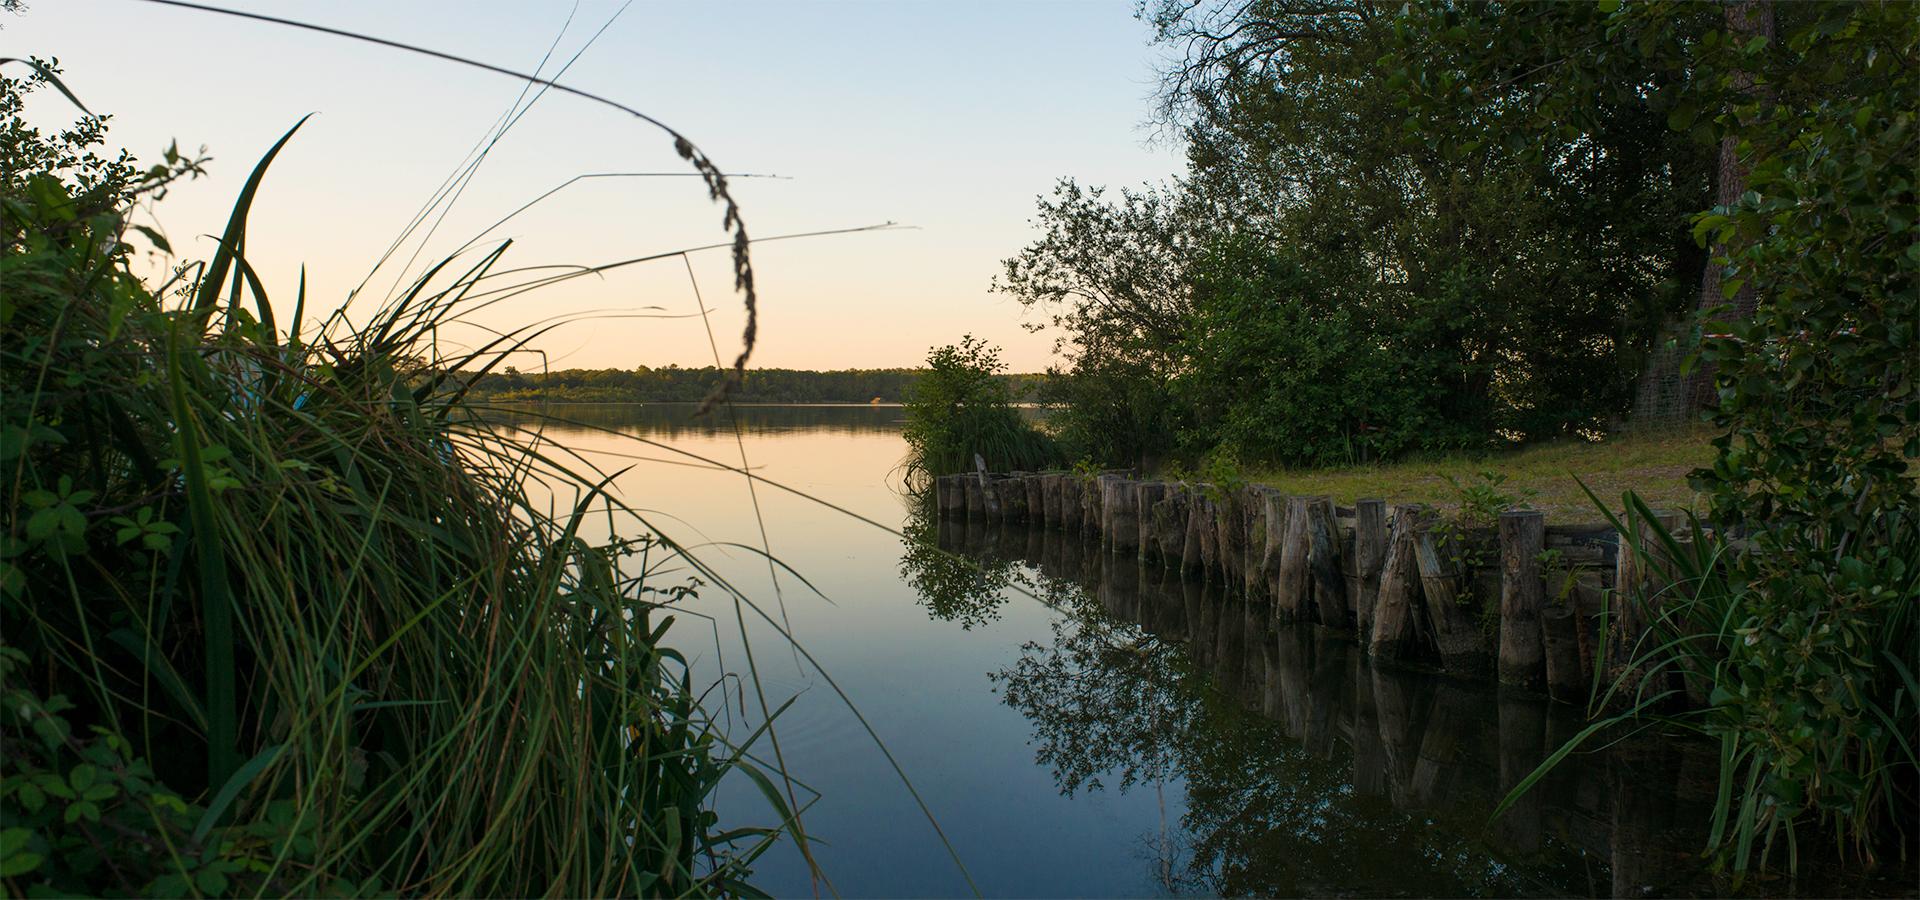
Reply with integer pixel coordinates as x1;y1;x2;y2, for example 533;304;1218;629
911;516;1738;897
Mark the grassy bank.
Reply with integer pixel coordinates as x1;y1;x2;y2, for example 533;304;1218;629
1242;428;1716;519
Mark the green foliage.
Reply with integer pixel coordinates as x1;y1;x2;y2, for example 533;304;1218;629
902;335;1060;481
1178;237;1480;467
1;64;790;896
1412;1;1920;877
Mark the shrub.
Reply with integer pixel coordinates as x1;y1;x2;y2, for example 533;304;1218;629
902;335;1059;481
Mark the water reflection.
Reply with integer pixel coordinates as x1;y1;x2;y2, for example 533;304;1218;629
918;514;1730;897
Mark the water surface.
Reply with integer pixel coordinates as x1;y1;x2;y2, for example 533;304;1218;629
502;403;1897;898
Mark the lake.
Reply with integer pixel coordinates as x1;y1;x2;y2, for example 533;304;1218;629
505;403;1895;898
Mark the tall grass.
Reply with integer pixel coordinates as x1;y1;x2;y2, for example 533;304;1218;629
1;62;801;895
1495;488;1918;883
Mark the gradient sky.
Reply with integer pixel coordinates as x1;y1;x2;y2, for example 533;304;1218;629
12;0;1183;372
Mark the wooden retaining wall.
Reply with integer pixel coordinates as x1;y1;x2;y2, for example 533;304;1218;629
933;470;1678;700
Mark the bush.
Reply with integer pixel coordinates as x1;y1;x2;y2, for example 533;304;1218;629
1178;236;1478;467
902;335;1059;481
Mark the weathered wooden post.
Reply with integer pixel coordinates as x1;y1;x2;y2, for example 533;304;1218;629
1188;489;1218;576
1080;474;1104;536
1541;592;1585;702
1134;481;1168;562
1259;489;1289;596
1412;521;1489;674
1040;473;1063;529
1368;505;1426;660
1023;474;1045;526
1152;489;1187;565
999;473;1028;523
963;472;986;520
1305;497;1348;630
1353;499;1388;640
1213;491;1244;587
1498;509;1547;688
1274;496;1313;622
1610;508;1682;674
1097;476;1136;554
1059;476;1084;533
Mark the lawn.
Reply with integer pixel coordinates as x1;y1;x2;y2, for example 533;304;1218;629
1242;427;1717;522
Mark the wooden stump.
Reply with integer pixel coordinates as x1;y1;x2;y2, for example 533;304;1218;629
1189;489;1219;577
1259;489;1290;595
1134;481;1169;562
1352;499;1387;639
1412;523;1489;674
1306;497;1349;630
1498;510;1547;688
1541;596;1586;703
1080;475;1103;534
1059;476;1084;533
962;473;986;520
999;473;1028;522
1274;496;1313;621
1610;509;1683;676
1039;473;1063;529
1151;490;1188;566
1100;477;1140;554
1368;505;1427;660
1023;474;1045;526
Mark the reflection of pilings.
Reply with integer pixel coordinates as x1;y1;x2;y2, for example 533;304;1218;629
1305;629;1349;758
1212;594;1247;696
1371;664;1424;809
1275;625;1313;741
1350;649;1388;797
1495;687;1546;854
1099;549;1141;623
1409;684;1479;808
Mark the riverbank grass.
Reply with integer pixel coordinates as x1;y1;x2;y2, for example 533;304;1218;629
1243;427;1716;518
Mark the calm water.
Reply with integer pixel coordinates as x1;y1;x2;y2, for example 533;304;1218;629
505;404;1897;898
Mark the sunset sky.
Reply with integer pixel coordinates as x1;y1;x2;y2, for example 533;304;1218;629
13;0;1183;372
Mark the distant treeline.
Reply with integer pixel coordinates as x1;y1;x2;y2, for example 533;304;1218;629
465;365;1049;404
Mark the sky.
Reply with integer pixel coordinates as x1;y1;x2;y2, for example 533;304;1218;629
10;0;1184;372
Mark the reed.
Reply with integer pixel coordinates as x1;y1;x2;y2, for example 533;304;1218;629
1;63;799;896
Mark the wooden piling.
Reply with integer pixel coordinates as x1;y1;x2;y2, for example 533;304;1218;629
1498;509;1547;688
1368;505;1426;661
1039;473;1062;529
1610;508;1682;674
1060;476;1084;533
962;473;986;520
1259;489;1290;595
1134;481;1168;562
1305;497;1348;630
1353;499;1387;640
1412;523;1489;674
1151;490;1188;565
1541;595;1585;702
1274;496;1313;622
1083;474;1106;534
1100;477;1140;554
1023;474;1045;526
998;473;1027;522
1188;489;1218;576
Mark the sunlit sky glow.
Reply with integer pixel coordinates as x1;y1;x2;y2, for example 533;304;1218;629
12;0;1183;372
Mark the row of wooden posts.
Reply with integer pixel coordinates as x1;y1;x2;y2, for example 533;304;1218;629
934;470;1675;701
